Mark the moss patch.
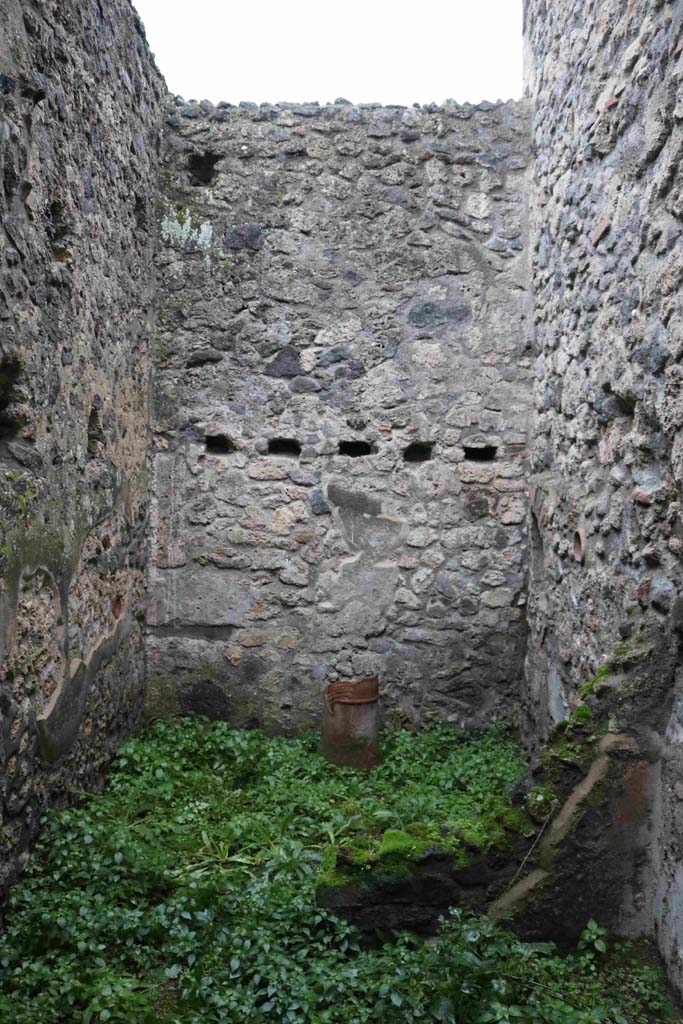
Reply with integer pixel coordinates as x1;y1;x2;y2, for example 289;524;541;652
539;716;609;795
580;626;657;703
580;664;611;700
571;704;592;726
312;723;531;890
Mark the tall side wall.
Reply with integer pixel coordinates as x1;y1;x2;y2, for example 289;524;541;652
524;0;683;986
0;0;164;889
147;99;532;732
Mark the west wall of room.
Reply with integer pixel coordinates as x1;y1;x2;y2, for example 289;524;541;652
0;0;164;890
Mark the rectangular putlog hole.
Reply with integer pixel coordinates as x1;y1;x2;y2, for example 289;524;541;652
403;441;433;463
463;445;498;462
268;437;301;457
338;440;374;457
205;433;236;454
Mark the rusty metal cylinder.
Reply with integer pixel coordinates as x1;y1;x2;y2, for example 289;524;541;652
320;675;380;769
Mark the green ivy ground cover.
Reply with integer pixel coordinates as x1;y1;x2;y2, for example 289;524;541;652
0;719;676;1023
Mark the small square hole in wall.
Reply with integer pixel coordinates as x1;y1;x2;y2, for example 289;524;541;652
338;440;374;457
205;433;236;454
403;441;433;463
463;445;498;462
268;437;301;457
188;151;221;186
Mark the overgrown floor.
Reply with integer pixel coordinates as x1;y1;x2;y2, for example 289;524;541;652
0;720;676;1023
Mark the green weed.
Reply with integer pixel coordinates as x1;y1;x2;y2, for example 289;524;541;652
0;720;674;1024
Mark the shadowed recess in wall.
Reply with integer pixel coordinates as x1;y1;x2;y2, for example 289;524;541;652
87;405;105;458
47;199;72;262
338;440;374;457
267;437;301;457
463;445;498;462
0;355;24;439
404;441;433;463
205;433;236;454
187;150;221;186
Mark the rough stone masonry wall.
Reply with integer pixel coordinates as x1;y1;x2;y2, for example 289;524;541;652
147;99;532;732
524;0;683;986
0;0;163;890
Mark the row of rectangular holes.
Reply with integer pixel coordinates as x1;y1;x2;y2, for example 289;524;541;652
205;436;499;462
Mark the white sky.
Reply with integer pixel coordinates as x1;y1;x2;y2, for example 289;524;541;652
132;0;524;107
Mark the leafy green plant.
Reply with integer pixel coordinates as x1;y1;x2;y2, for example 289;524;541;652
577;918;609;975
0;720;675;1024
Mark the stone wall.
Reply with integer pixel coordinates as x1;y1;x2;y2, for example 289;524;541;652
6;0;682;989
524;0;683;987
147;99;532;732
0;0;163;890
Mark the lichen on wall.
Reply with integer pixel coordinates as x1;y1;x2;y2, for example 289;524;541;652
0;0;164;890
147;98;533;732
